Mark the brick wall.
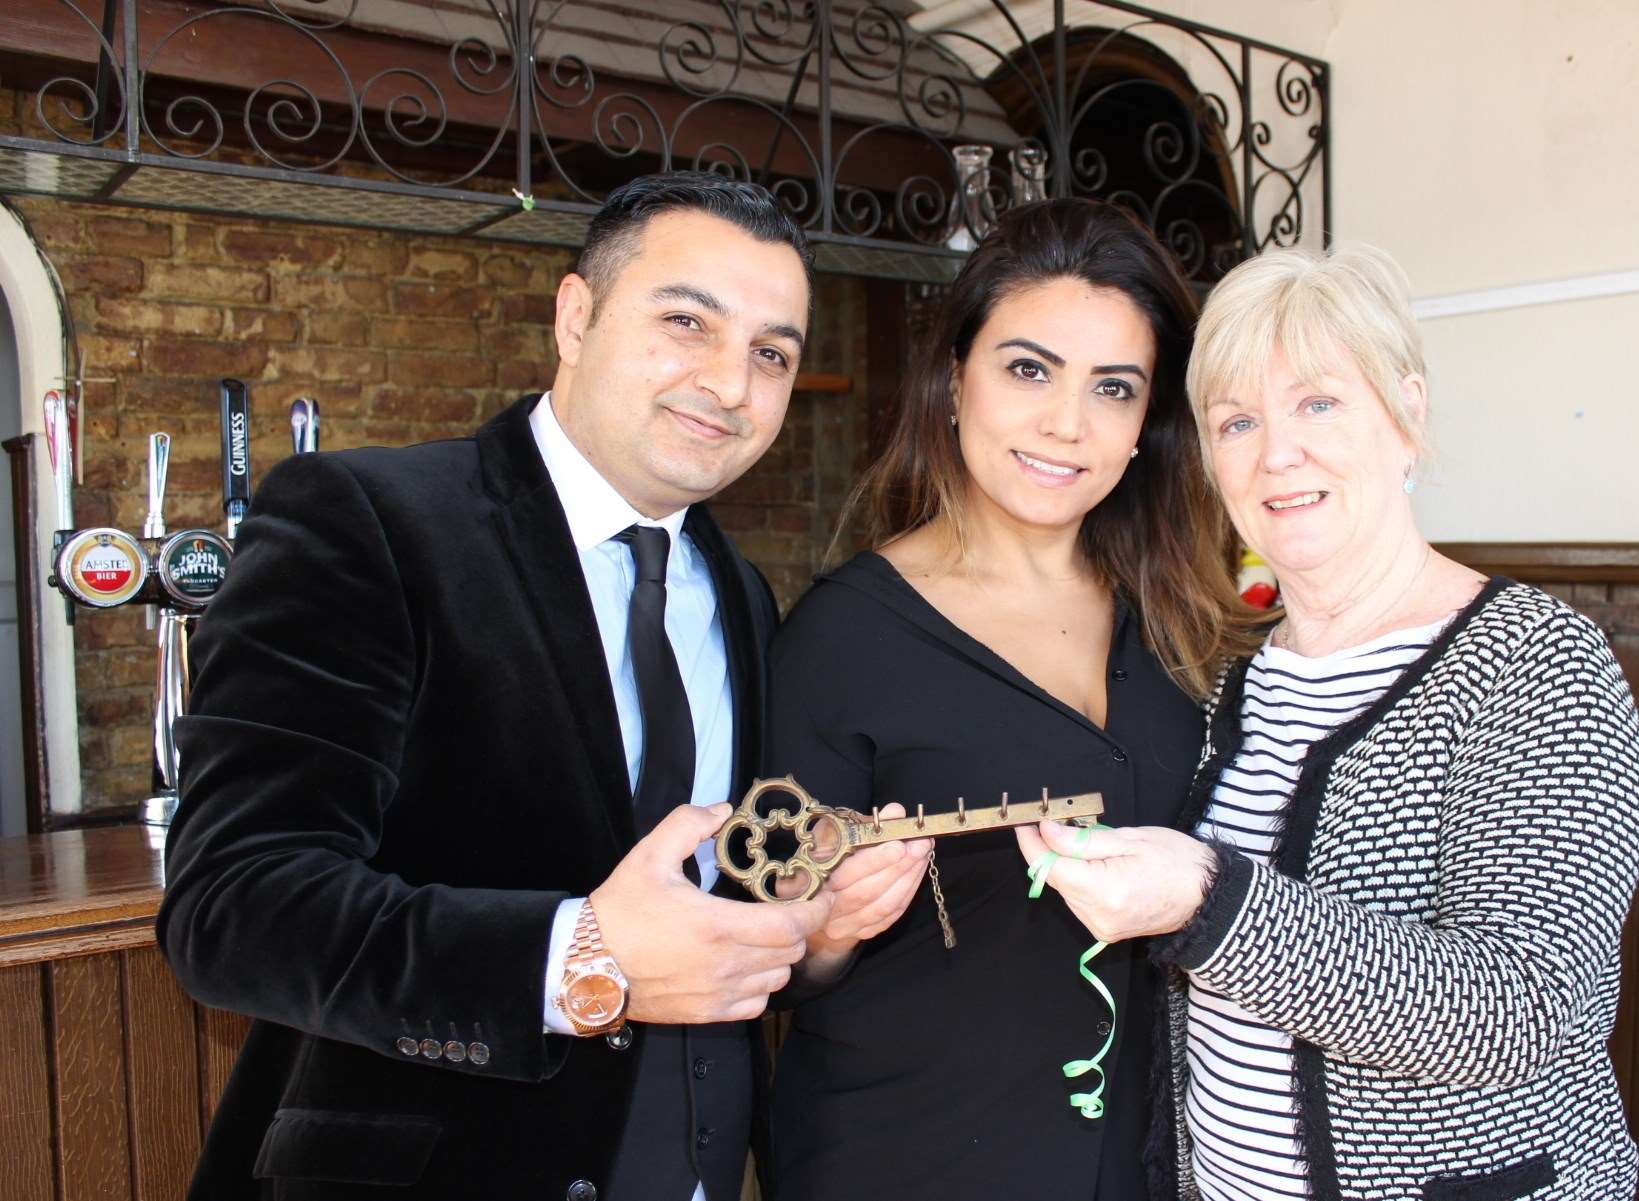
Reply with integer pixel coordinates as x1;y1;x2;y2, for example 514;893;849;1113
1;114;876;813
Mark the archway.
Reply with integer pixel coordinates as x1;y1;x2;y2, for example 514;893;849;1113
0;199;80;832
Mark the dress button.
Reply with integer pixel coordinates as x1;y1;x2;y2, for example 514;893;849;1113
1112;669;1129;682
566;1180;598;1201
692;1057;711;1079
605;1025;633;1051
443;1040;467;1063
696;1127;714;1149
1111;750;1128;763
467;1042;491;1066
419;1038;442;1060
395;1036;419;1057
1095;1019;1112;1037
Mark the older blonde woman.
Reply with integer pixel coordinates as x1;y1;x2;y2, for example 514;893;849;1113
1018;245;1639;1200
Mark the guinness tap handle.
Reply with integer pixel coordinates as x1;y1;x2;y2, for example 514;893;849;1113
144;432;170;540
289;397;319;455
219;378;251;540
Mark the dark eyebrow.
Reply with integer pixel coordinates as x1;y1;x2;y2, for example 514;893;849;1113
995;337;1065;368
652;284;804;353
651;283;727;315
1093;363;1149;382
766;323;805;353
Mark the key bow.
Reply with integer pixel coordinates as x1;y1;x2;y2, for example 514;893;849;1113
715;776;847;902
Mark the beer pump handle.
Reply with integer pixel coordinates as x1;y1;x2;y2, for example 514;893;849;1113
289;397;319;456
44;390;74;533
219;378;251;540
144;432;170;540
153;611;188;791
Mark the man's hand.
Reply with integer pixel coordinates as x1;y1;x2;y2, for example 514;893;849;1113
776;802;930;985
591;803;833;1024
1014;821;1213;943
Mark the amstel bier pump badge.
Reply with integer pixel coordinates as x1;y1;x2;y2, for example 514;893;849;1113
59;528;148;608
157;531;232;607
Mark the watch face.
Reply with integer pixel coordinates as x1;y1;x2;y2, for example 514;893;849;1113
566;973;625;1025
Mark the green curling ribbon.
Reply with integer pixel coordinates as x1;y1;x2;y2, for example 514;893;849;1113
1026;823;1116;1120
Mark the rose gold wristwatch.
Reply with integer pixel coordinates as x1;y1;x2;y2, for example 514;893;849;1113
554;901;629;1037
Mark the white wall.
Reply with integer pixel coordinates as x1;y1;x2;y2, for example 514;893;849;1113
1324;0;1639;540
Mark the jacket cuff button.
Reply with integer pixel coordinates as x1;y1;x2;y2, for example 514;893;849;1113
467;1041;491;1066
605;1025;633;1051
443;1041;467;1063
395;1036;419;1057
419;1038;443;1060
567;1180;598;1201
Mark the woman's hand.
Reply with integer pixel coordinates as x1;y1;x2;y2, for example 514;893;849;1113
776;802;931;983
1015;821;1215;942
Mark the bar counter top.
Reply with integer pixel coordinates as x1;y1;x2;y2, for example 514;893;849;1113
0;824;167;967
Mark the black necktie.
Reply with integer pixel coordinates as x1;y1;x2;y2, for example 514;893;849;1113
615;526;698;858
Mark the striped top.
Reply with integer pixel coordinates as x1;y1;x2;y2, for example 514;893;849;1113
1184;617;1448;1200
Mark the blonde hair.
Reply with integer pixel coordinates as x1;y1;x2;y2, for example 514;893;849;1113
1186;244;1431;465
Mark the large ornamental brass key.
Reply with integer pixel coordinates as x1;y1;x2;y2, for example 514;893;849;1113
716;775;1104;902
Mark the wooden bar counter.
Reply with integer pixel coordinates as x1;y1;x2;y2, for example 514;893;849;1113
0;825;249;1201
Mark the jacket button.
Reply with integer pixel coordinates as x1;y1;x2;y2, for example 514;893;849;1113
1112;669;1129;682
395;1036;419;1057
696;1127;714;1149
1111;750;1128;763
467;1042;491;1066
1096;1019;1112;1037
419;1038;442;1060
443;1041;467;1063
605;1025;633;1051
692;1057;711;1079
566;1181;597;1201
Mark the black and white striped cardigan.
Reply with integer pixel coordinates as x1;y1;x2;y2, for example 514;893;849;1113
1150;578;1639;1201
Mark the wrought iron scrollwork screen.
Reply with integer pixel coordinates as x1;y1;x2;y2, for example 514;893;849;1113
6;0;1328;281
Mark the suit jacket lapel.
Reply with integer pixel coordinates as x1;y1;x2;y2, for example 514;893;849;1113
478;395;636;849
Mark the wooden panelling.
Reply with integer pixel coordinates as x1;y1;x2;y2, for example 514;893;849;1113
0;962;55;1201
123;947;201;1200
52;953;134;1201
197;1005;253;1125
1434;541;1639;584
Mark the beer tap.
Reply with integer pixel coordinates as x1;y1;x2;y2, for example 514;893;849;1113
220;378;251;541
290;396;319;455
142;432;169;630
146;432;183;823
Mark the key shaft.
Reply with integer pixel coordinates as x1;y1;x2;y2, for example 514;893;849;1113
843;792;1103;850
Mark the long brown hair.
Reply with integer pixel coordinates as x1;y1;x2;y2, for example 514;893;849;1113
840;199;1265;697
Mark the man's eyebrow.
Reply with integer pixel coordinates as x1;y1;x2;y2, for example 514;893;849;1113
995;337;1066;368
1093;363;1149;382
765;322;805;353
650;283;728;315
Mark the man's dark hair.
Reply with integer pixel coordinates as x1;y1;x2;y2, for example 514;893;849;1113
576;171;815;310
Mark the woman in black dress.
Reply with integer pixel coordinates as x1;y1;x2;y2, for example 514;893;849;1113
764;200;1262;1200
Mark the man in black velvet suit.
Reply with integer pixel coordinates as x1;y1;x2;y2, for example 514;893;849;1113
157;173;838;1201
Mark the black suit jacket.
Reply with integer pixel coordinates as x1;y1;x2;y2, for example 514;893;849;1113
158;395;778;1200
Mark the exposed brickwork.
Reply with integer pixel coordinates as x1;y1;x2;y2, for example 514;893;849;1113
2;94;875;811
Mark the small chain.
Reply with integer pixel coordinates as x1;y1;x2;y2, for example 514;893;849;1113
927;846;957;949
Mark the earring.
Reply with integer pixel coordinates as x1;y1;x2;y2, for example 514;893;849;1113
1403;461;1417;494
949;414;958;428
1129;448;1139;460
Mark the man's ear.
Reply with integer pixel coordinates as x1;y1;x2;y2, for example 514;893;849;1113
555;272;594;368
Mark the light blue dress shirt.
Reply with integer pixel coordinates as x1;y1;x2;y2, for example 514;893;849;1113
533;394;733;1054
